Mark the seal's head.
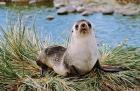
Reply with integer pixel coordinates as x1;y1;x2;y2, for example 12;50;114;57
72;19;92;37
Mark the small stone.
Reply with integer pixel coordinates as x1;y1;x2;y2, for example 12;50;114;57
57;7;68;15
76;6;85;13
29;0;36;4
46;15;54;21
102;11;114;15
81;8;93;16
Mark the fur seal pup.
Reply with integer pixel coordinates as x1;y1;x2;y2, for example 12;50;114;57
36;19;126;77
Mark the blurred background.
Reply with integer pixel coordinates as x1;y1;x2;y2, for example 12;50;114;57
0;0;140;47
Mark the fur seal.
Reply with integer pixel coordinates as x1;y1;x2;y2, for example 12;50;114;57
36;19;126;77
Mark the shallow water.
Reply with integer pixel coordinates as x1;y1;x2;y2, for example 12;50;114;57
0;6;140;47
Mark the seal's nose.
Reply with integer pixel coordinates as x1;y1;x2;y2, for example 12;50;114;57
80;22;89;34
81;23;86;28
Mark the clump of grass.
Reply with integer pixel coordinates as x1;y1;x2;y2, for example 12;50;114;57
0;18;140;91
0;17;42;90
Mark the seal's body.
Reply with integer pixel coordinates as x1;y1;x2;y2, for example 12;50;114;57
36;45;69;76
36;20;126;77
63;20;99;76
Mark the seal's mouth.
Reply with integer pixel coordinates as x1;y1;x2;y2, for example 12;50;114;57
80;28;88;34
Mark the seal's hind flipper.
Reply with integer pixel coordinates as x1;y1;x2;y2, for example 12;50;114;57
93;60;128;73
101;65;129;73
40;68;47;77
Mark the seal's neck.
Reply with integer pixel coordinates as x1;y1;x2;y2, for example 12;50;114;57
67;32;98;57
70;32;97;48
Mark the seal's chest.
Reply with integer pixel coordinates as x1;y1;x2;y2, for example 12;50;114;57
67;37;98;72
68;44;93;71
69;41;91;58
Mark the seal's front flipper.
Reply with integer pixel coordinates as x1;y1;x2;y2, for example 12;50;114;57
36;60;48;77
67;65;82;77
40;68;48;77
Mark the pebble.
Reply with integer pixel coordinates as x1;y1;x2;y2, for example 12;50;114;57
46;15;54;21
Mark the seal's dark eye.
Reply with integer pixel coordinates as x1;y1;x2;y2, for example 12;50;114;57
75;24;78;30
87;22;91;29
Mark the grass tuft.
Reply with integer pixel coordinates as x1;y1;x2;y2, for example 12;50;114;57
0;19;140;91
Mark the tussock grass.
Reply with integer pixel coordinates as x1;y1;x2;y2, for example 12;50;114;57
0;19;140;91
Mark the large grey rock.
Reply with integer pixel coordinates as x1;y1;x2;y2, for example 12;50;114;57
29;0;53;6
95;5;114;14
122;10;140;16
81;9;94;16
54;3;65;9
57;7;68;15
12;0;28;3
101;7;114;15
65;5;76;13
54;0;68;8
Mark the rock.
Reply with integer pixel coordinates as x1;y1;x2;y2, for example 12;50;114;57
65;5;77;13
29;0;54;6
57;7;68;15
96;5;114;15
29;0;36;4
81;9;93;16
54;0;69;9
115;4;140;16
11;0;28;3
123;6;140;16
102;9;114;15
11;0;29;5
69;0;83;5
57;5;76;15
46;15;54;21
0;2;5;5
54;3;65;9
103;11;114;15
122;10;140;16
76;6;85;13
